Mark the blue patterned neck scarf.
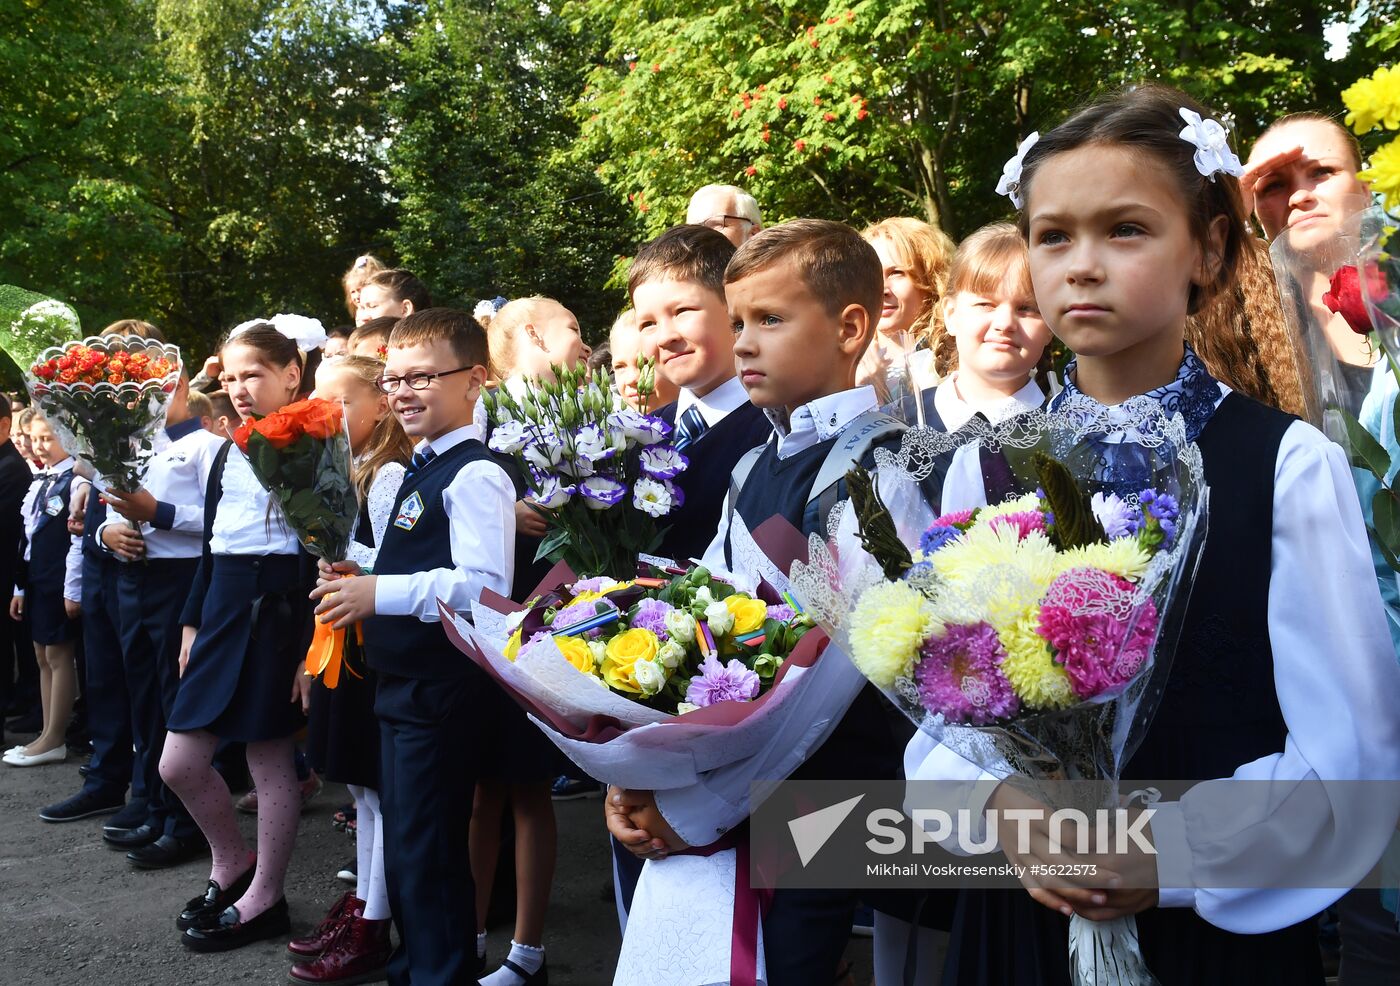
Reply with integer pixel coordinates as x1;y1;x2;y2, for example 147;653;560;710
1051;345;1220;442
1047;346;1220;496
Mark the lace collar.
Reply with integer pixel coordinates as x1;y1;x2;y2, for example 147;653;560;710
1051;345;1220;441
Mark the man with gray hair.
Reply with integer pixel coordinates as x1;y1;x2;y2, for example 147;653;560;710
685;184;763;247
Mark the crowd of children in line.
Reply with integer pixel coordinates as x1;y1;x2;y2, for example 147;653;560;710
3;83;1400;986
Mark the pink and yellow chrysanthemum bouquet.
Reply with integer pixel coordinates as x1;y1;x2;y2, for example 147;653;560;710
790;398;1208;986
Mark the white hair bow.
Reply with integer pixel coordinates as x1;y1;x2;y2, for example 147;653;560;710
995;132;1040;209
1177;108;1244;181
229;313;328;352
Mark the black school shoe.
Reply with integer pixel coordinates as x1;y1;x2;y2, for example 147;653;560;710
177;865;256;931
103;798;149;832
37;788;124;823
128;833;208;869
182;898;290;952
103;822;160;850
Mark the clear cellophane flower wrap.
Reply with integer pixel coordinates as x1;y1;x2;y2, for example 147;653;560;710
25;334;182;492
789;399;1209;986
1273;203;1400;631
440;517;856;986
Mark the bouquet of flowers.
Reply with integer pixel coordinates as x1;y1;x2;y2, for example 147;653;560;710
232;396;357;562
789;400;1208;986
482;362;686;577
234;397;359;687
26;335;182;492
443;520;856;986
497;561;814;719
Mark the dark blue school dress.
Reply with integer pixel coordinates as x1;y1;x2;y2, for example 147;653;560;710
168;446;312;742
305;497;380;789
21;467;79;645
942;393;1326;985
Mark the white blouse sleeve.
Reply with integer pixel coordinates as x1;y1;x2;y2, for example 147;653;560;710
346;462;406;571
1149;421;1400;932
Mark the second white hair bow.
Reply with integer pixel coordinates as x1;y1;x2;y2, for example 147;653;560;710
229;313;328;352
995;132;1040;209
1177;107;1244;181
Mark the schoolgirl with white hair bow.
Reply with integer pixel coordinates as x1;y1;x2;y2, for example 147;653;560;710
158;316;325;954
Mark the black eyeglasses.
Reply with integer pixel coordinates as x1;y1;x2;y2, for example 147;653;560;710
699;214;755;231
376;366;473;394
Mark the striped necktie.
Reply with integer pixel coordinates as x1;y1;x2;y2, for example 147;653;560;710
405;446;436;481
674;405;708;452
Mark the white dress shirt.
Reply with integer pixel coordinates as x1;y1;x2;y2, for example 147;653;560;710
346;461;406;571
16;457;85;602
906;382;1400;934
96;419;227;560
675;375;749;430
372;423;515;623
932;373;1045;432
209;448;300;556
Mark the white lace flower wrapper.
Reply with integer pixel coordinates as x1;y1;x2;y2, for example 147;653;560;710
1177;107;1244;181
995;131;1040;209
790;399;1209;986
25;334;184;493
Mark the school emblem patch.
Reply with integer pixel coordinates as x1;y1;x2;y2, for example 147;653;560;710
394;491;425;531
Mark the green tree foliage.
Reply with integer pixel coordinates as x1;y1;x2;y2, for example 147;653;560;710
568;0;1387;239
386;0;633;336
0;0;1393;360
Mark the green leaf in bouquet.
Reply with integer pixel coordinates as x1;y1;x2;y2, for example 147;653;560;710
1336;405;1392;481
845;465;914;580
1372;487;1400;574
1033;451;1106;550
536;527;571;563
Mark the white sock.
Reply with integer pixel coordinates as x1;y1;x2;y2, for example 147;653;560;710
479;940;545;985
477;931;487;959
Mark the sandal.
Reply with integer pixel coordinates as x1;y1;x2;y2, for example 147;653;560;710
332;803;356;831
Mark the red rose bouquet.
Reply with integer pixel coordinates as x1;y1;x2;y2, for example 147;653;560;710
232;397;357;562
26;334;182;492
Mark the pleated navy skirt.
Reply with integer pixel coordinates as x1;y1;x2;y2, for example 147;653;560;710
168;554;311;742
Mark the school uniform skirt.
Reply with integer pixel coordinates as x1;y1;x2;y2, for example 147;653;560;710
305;632;380;789
168;554;311;742
478;685;567;782
27;576;77;646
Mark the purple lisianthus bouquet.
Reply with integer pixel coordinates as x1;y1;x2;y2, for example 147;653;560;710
482;362;688;577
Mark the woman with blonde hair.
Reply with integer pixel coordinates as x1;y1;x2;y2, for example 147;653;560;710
858;216;956;400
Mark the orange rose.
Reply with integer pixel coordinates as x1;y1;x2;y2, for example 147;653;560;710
232;418;254;452
253;411;302;448
283;398;342;440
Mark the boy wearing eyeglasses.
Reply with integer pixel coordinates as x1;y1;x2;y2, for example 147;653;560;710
311;307;514;985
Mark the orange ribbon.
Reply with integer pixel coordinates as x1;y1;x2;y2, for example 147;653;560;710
306;575;364;689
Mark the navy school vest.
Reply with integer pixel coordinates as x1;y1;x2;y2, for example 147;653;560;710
362;437;496;679
654;399;771;563
27;470;75;590
1125;392;1295;780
